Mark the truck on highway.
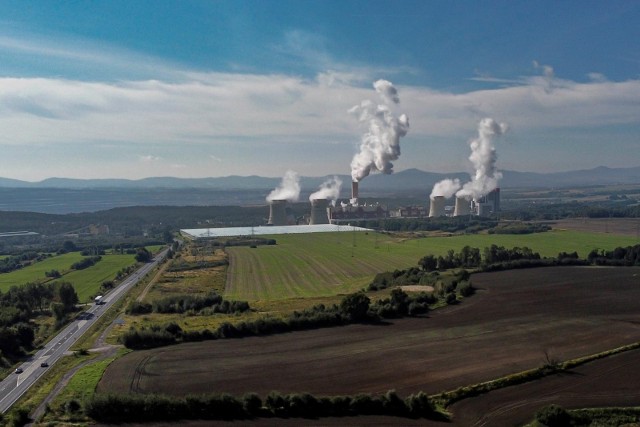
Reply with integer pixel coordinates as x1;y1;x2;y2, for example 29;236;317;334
94;295;105;305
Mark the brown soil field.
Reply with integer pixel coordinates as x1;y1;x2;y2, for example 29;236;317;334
550;217;640;237
451;348;640;426
98;266;640;423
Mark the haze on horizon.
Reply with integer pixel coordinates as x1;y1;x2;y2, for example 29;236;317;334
1;0;639;182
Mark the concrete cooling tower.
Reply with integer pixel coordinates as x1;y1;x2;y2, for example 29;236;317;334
309;198;330;225
453;196;471;217
268;200;288;226
428;196;446;217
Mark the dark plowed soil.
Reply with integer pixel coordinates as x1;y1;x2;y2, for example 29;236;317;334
98;266;640;424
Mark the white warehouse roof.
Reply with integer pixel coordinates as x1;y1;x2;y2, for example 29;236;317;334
181;224;371;239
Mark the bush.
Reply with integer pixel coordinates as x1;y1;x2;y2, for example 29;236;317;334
126;301;152;315
340;292;370;321
535;404;571;427
71;256;102;270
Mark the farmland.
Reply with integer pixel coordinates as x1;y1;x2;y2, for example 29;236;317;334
61;254;139;302
225;229;638;300
0;247;164;299
99;266;640;425
0;252;85;292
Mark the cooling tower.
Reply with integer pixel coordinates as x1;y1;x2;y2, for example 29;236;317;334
309;198;330;225
268;199;288;226
429;196;446;217
453;196;471;216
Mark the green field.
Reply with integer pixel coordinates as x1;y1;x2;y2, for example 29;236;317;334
0;252;139;302
0;252;85;292
61;254;139;302
225;230;638;301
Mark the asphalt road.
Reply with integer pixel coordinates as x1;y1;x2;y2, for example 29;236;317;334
0;248;169;414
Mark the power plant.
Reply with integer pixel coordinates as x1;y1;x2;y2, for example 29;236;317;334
269;184;500;226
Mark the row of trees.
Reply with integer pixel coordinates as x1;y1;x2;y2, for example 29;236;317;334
0;251;49;273
418;245;544;272
588;244;640;266
126;292;250;315
84;390;439;423
121;289;444;350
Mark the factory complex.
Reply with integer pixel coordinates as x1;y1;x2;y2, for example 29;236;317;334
265;181;501;227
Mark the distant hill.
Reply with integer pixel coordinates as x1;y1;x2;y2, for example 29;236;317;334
1;166;639;214
1;166;640;191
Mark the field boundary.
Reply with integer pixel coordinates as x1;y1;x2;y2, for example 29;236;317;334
432;341;640;408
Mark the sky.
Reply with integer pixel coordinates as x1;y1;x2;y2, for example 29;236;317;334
1;0;639;181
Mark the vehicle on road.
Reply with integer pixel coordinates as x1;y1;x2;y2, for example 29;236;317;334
40;362;49;368
94;295;105;305
14;368;23;374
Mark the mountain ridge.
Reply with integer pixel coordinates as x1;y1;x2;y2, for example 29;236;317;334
2;166;640;191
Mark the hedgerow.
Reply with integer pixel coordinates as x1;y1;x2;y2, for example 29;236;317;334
83;390;441;423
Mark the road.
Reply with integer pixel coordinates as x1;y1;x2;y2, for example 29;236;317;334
0;248;169;414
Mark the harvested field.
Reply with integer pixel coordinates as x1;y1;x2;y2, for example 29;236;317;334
100;266;640;417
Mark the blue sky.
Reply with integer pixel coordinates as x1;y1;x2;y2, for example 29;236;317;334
1;0;639;181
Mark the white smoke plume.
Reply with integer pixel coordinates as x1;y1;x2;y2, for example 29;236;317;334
349;79;409;182
309;176;342;204
430;178;461;200
266;170;301;202
456;118;508;200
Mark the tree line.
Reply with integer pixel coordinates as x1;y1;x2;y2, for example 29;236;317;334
121;287;450;350
126;292;249;316
83;389;441;423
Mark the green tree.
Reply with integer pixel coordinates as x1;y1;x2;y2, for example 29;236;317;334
340;292;370;321
135;247;152;263
57;282;78;311
418;255;437;271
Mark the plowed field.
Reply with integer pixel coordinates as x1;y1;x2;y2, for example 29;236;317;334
100;266;640;425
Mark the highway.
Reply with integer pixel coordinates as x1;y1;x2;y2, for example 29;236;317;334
0;248;169;414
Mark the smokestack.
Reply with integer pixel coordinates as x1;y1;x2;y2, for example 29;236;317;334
268;200;288;226
429;196;446;217
309;199;330;225
454;196;471;217
351;181;359;199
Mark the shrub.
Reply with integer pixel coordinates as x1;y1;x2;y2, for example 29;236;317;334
535;404;571;427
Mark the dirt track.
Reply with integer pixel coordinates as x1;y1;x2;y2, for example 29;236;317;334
98;266;640;424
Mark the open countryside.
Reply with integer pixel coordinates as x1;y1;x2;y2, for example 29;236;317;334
225;229;638;300
99;266;640;425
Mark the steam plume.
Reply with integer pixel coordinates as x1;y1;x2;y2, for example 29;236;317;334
430;178;461;200
266;170;301;202
309;176;342;204
350;79;409;182
456;118;507;199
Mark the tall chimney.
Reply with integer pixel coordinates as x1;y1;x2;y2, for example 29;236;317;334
350;181;359;206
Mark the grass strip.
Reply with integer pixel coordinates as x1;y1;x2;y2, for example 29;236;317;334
432;341;640;408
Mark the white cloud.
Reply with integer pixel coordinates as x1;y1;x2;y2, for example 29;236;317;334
0;69;639;179
139;155;161;163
